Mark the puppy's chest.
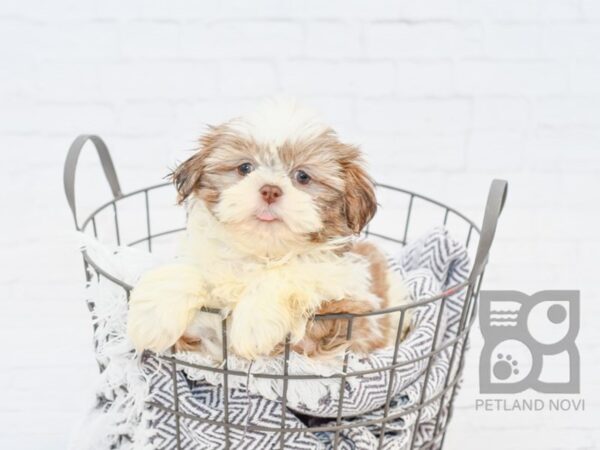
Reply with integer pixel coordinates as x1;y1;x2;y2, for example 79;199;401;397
198;254;372;308
201;260;265;306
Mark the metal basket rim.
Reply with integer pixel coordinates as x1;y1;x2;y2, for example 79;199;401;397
78;181;482;321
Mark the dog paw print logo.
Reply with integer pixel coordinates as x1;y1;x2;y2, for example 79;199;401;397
479;290;580;394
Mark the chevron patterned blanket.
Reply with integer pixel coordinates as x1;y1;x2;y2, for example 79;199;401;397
71;227;469;450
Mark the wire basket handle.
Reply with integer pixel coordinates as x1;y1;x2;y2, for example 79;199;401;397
64;135;123;230
469;179;508;283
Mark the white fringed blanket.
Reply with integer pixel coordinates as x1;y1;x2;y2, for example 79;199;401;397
69;227;469;450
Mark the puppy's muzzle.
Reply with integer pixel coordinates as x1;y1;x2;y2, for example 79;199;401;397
260;184;283;204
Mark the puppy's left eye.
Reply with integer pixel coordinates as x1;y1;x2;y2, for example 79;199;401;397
237;162;254;176
294;169;311;185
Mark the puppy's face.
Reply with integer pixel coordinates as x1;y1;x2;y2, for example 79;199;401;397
173;102;376;256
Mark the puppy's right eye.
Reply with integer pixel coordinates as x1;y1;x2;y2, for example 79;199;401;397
237;162;254;176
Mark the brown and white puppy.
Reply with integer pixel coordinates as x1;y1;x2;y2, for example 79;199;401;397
127;99;410;361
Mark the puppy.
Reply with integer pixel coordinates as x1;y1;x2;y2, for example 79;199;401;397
127;99;410;360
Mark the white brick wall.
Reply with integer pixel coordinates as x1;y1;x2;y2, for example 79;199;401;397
1;1;599;449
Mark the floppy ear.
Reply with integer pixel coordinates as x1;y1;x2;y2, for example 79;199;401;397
171;127;218;203
171;151;207;203
343;156;377;234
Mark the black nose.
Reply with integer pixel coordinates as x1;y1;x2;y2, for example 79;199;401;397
260;184;283;204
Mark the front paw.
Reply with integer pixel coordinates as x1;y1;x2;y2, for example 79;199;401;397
229;301;290;360
127;264;205;353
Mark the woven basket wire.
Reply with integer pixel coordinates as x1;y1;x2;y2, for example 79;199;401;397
64;135;507;450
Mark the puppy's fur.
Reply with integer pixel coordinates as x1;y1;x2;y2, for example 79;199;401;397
127;99;410;360
291;241;410;358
